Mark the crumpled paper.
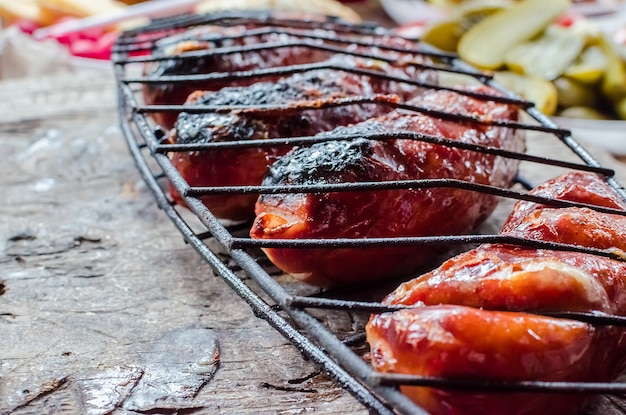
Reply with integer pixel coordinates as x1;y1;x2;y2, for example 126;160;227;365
0;26;73;80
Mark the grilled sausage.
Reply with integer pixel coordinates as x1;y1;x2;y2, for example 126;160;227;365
144;22;431;128
366;172;626;415
168;55;433;220
250;86;525;287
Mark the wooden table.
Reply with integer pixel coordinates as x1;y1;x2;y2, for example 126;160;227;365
0;67;373;414
2;5;626;415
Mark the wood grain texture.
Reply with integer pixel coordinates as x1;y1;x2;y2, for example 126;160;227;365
0;69;366;415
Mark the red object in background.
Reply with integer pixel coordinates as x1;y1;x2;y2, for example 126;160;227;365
554;11;583;27
68;30;118;60
13;18;41;35
47;17;118;60
12;16;119;61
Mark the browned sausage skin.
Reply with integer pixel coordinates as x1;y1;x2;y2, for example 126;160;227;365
251;86;525;287
366;172;626;415
144;23;432;129
168;55;433;220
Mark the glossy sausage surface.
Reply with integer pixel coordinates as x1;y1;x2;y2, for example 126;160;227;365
169;56;431;220
251;86;524;286
367;172;626;415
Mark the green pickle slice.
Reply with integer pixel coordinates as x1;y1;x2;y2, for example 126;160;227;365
457;0;570;70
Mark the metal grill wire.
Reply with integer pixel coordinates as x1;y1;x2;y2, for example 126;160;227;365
112;11;626;415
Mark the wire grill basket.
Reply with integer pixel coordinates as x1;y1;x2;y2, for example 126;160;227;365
112;10;626;415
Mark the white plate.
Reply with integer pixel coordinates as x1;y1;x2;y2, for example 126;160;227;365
553;116;626;156
379;0;445;25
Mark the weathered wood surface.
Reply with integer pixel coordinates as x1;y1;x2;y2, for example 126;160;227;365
2;28;626;415
0;68;369;415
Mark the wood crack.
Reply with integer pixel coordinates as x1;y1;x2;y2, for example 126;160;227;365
287;370;321;385
132;406;209;415
5;376;69;414
261;382;318;394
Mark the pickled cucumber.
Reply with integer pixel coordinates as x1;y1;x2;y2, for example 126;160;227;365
421;20;465;52
616;97;626;120
564;45;607;84
451;0;512;27
426;0;465;11
558;106;608;120
494;71;558;115
457;0;571;70
421;0;510;52
504;25;586;80
599;33;626;103
553;76;600;108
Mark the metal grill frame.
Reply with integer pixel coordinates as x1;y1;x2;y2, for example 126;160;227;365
112;11;626;415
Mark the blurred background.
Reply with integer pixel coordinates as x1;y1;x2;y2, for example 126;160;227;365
1;0;625;154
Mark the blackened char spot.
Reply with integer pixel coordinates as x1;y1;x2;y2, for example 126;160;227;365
191;72;335;107
264;138;376;186
173;70;369;145
151;55;215;79
175;112;266;144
